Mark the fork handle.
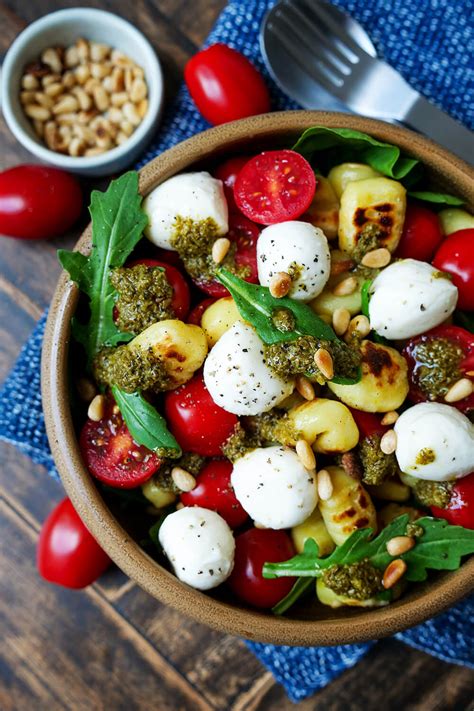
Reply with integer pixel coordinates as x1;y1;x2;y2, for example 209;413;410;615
403;95;474;165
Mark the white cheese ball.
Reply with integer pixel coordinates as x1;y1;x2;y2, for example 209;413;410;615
143;171;228;250
203;321;294;416
159;507;235;590
394;402;474;482
369;259;458;339
257;221;331;301
231;446;318;529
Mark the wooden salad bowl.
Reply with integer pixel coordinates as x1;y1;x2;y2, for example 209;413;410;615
42;111;474;646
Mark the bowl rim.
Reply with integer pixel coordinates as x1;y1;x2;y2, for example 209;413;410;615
1;7;163;170
42;110;474;646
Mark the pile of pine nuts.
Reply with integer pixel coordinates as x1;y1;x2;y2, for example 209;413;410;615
20;38;149;157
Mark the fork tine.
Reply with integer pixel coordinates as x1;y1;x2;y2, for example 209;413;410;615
301;0;366;61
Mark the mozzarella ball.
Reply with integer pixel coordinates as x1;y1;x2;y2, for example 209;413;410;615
394;402;474;482
143;171;228;250
203;321;294;415
231;446;318;528
369;259;458;339
159;507;235;590
257;221;331;301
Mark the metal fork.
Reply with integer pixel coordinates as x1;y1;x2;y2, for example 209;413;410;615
262;0;474;162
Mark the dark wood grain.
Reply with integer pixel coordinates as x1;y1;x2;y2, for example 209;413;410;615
0;1;473;710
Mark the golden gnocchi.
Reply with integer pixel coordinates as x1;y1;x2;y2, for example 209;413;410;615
287;398;359;453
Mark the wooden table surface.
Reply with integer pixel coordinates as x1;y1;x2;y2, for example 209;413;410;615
0;1;473;709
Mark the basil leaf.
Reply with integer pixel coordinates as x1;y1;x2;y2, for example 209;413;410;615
272;577;314;615
149;507;175;549
408;191;465;207
111;386;181;458
58;171;148;366
361;280;372;318
454;311;474;334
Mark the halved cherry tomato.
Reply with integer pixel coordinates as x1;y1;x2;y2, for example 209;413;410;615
0;165;82;240
227;528;296;609
194;213;260;297
234;150;316;225
129;258;191;320
164;374;238;456
432;229;474;311
214;156;250;212
431;472;474;529
80;399;161;488
348;408;388;440
187;297;216;326
395;203;443;261
403;325;474;413
37;498;111;589
180;459;248;528
185;44;270;125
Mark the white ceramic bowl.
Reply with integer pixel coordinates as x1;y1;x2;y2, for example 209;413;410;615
1;8;164;176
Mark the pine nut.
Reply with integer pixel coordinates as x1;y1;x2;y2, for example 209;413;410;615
465;370;474;377
317;469;333;500
382;558;407;589
41;48;62;74
332;276;358;296
88;394;106;421
330;258;355;276
116;131;129;145
381;411;399;426
314;347;334;380
124;68;134;93
44;82;64;98
42;73;61;87
93;85;110;112
108;107;123;124
386;536;415;556
68;137;85;157
444;378;474;403
110;69;125;93
62;70;76;89
34;92;54;109
22;74;39;90
75;64;90;85
269;271;292;298
112;404;120;415
56;112;79;126
361;247;391;269
84;146;107;156
72;86;92;111
111;91;129;107
332;307;351;336
20;91;36;105
91;62;112;80
130;77;147;102
295;375;315;401
348;314;371;338
212;237;231;264
380;429;397;454
44;122;57;149
122;101;141;126
90;42;110;62
120;120;134;136
295;439;316;470
137;98;148;119
24;104;51;121
77;377;96;402
53;95;78;114
64;46;79;68
76;38;89;62
171;467;196;492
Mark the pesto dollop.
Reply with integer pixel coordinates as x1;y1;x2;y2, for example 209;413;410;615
412;337;463;400
150;452;205;493
93;345;170;393
413;479;454;509
359;433;398;486
272;308;296;333
352;224;383;263
222;410;299;463
110;264;174;334
322;559;384;600
264;335;361;383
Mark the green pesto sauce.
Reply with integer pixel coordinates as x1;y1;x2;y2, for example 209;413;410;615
432;270;452;280
352;224;383;263
359;433;398;486
287;261;303;281
93;345;170;394
150;452;205;493
413;479;454;509
413;337;463;399
415;448;436;466
222;410;299;463
272;308;296;333
264;336;361;383
322;559;384;600
110;264;174;335
406;522;424;538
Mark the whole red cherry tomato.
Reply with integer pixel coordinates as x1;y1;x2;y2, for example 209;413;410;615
130;258;191;320
180;459;248;528
0;165;82;239
185;44;270;125
164;374;238;456
395;203;443;261
431;472;474;529
228;528;296;609
348;408;388;440
234;150;316;225
37;498;111;588
214;156;251;212
433;229;474;311
80;398;161;488
194;213;260;297
187;297;216;326
403;325;474;413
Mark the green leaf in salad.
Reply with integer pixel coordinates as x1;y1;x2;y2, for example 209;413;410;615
58;171;148;366
360;279;372;319
111;386;181;458
408;191;465;207
272;577;314;615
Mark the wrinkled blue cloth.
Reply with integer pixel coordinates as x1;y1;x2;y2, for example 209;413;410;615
1;0;473;702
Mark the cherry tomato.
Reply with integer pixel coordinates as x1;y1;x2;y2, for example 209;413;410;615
194;213;260;297
214;156;251;212
187;297;216;326
432;229;474;311
184;44;270;125
0;165;82;239
164;374;238;456
180;459;248;528
234;150;316;225
403;325;474;413
150;247;183;268
227;528;296;609
130;258;191;320
431;472;474;529
395;203;443;261
80;398;161;488
348;408;388;440
37;498;111;589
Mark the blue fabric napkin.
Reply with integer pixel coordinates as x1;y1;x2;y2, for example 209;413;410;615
1;0;473;702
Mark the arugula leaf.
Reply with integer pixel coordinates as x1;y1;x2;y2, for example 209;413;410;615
272;577;314;615
149;507;176;549
360;279;372;319
111;386;181;458
408;191;465;207
454;311;474;334
58;171;148;365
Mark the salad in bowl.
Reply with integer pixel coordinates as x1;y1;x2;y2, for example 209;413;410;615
47;114;474;636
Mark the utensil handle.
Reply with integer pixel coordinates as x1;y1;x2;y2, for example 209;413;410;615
404;96;474;164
